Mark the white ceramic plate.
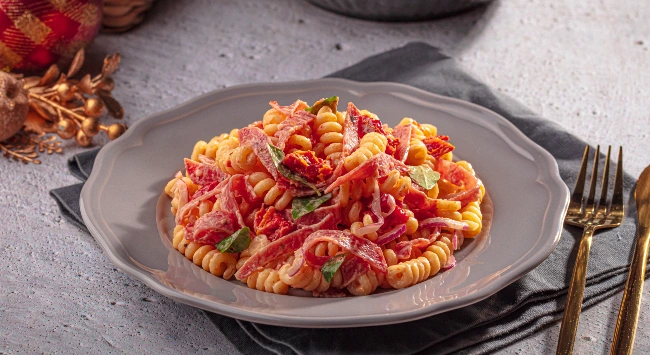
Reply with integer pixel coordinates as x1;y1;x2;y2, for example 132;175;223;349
81;78;569;328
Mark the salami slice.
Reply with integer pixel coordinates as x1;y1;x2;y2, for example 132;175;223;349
393;124;412;162
235;216;334;280
184;158;228;185
188;210;238;244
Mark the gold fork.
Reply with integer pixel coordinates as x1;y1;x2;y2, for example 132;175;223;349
556;145;625;355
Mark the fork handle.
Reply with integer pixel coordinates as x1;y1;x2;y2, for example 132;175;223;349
557;227;595;355
610;226;650;355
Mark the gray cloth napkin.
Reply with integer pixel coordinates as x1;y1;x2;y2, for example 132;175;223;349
50;42;643;355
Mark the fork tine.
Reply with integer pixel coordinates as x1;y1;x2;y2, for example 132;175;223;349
610;147;624;215
597;146;612;216
570;145;590;213
585;145;600;216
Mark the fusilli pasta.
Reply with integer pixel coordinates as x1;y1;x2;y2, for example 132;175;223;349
262;108;285;136
386;237;453;289
343;132;387;171
248;172;293;210
314;106;344;163
172;225;237;280
164;97;487;297
247;268;289;294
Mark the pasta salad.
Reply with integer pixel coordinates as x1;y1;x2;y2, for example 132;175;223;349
164;97;485;297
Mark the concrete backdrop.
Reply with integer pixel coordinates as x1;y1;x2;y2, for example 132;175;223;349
1;0;649;353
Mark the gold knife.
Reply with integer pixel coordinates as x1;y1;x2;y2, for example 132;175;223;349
610;164;650;355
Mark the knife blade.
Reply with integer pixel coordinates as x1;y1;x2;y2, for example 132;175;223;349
610;165;650;355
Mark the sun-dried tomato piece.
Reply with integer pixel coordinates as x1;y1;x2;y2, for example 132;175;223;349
383;204;409;228
423;136;455;159
385;135;400;156
254;206;295;242
283;150;333;183
357;113;386;138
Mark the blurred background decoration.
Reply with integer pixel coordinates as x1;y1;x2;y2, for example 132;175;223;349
101;0;154;33
0;0;156;163
0;49;125;164
304;0;492;21
0;0;103;72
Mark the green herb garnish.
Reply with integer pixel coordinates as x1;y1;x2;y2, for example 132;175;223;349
408;165;440;190
305;96;339;114
291;193;332;220
321;253;347;283
215;227;251;253
267;143;320;195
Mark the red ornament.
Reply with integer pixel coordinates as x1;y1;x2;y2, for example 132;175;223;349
0;0;102;72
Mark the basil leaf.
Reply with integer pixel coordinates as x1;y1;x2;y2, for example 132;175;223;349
321;253;347;283
291;193;332;220
216;227;251;253
408;165;440;190
305;96;339;114
267;143;320;195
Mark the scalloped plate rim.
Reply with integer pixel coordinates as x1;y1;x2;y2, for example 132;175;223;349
80;78;569;328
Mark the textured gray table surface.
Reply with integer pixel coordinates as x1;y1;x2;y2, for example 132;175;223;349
2;0;649;354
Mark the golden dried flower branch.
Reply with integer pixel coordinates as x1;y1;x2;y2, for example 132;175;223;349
1;49;127;164
0;132;62;164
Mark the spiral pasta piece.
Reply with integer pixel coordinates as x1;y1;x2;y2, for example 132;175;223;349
204;133;230;159
404;208;419;235
164;177;179;198
420;123;437;138
398;118;425;140
167;176;198;215
191;141;208;162
230;145;259;173
285;124;313;154
339;176;377;213
397;118;429;165
379;170;411;201
461;201;482;238
314;106;344;163
341;178;373;208
248;172;293;210
455;160;475;175
286;134;312;153
426;183;440;199
350;213;378;242
440;151;453;161
386;237;453;289
312;241;340;258
279;263;335;292
172;225;237;280
405;138;427;166
383;248;398;267
453;160;484;237
337;181;350;207
215;136;240;174
198;200;213;217
344;132;387;172
201;250;238;280
165;176;197;198
262;108;286;136
359;109;379;120
347;270;382;296
411;227;434;240
236;235;270;270
456;160;486;201
384;234;409;251
344;200;364;225
247;268;289;294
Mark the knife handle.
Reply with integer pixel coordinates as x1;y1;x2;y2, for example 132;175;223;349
610;226;650;355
